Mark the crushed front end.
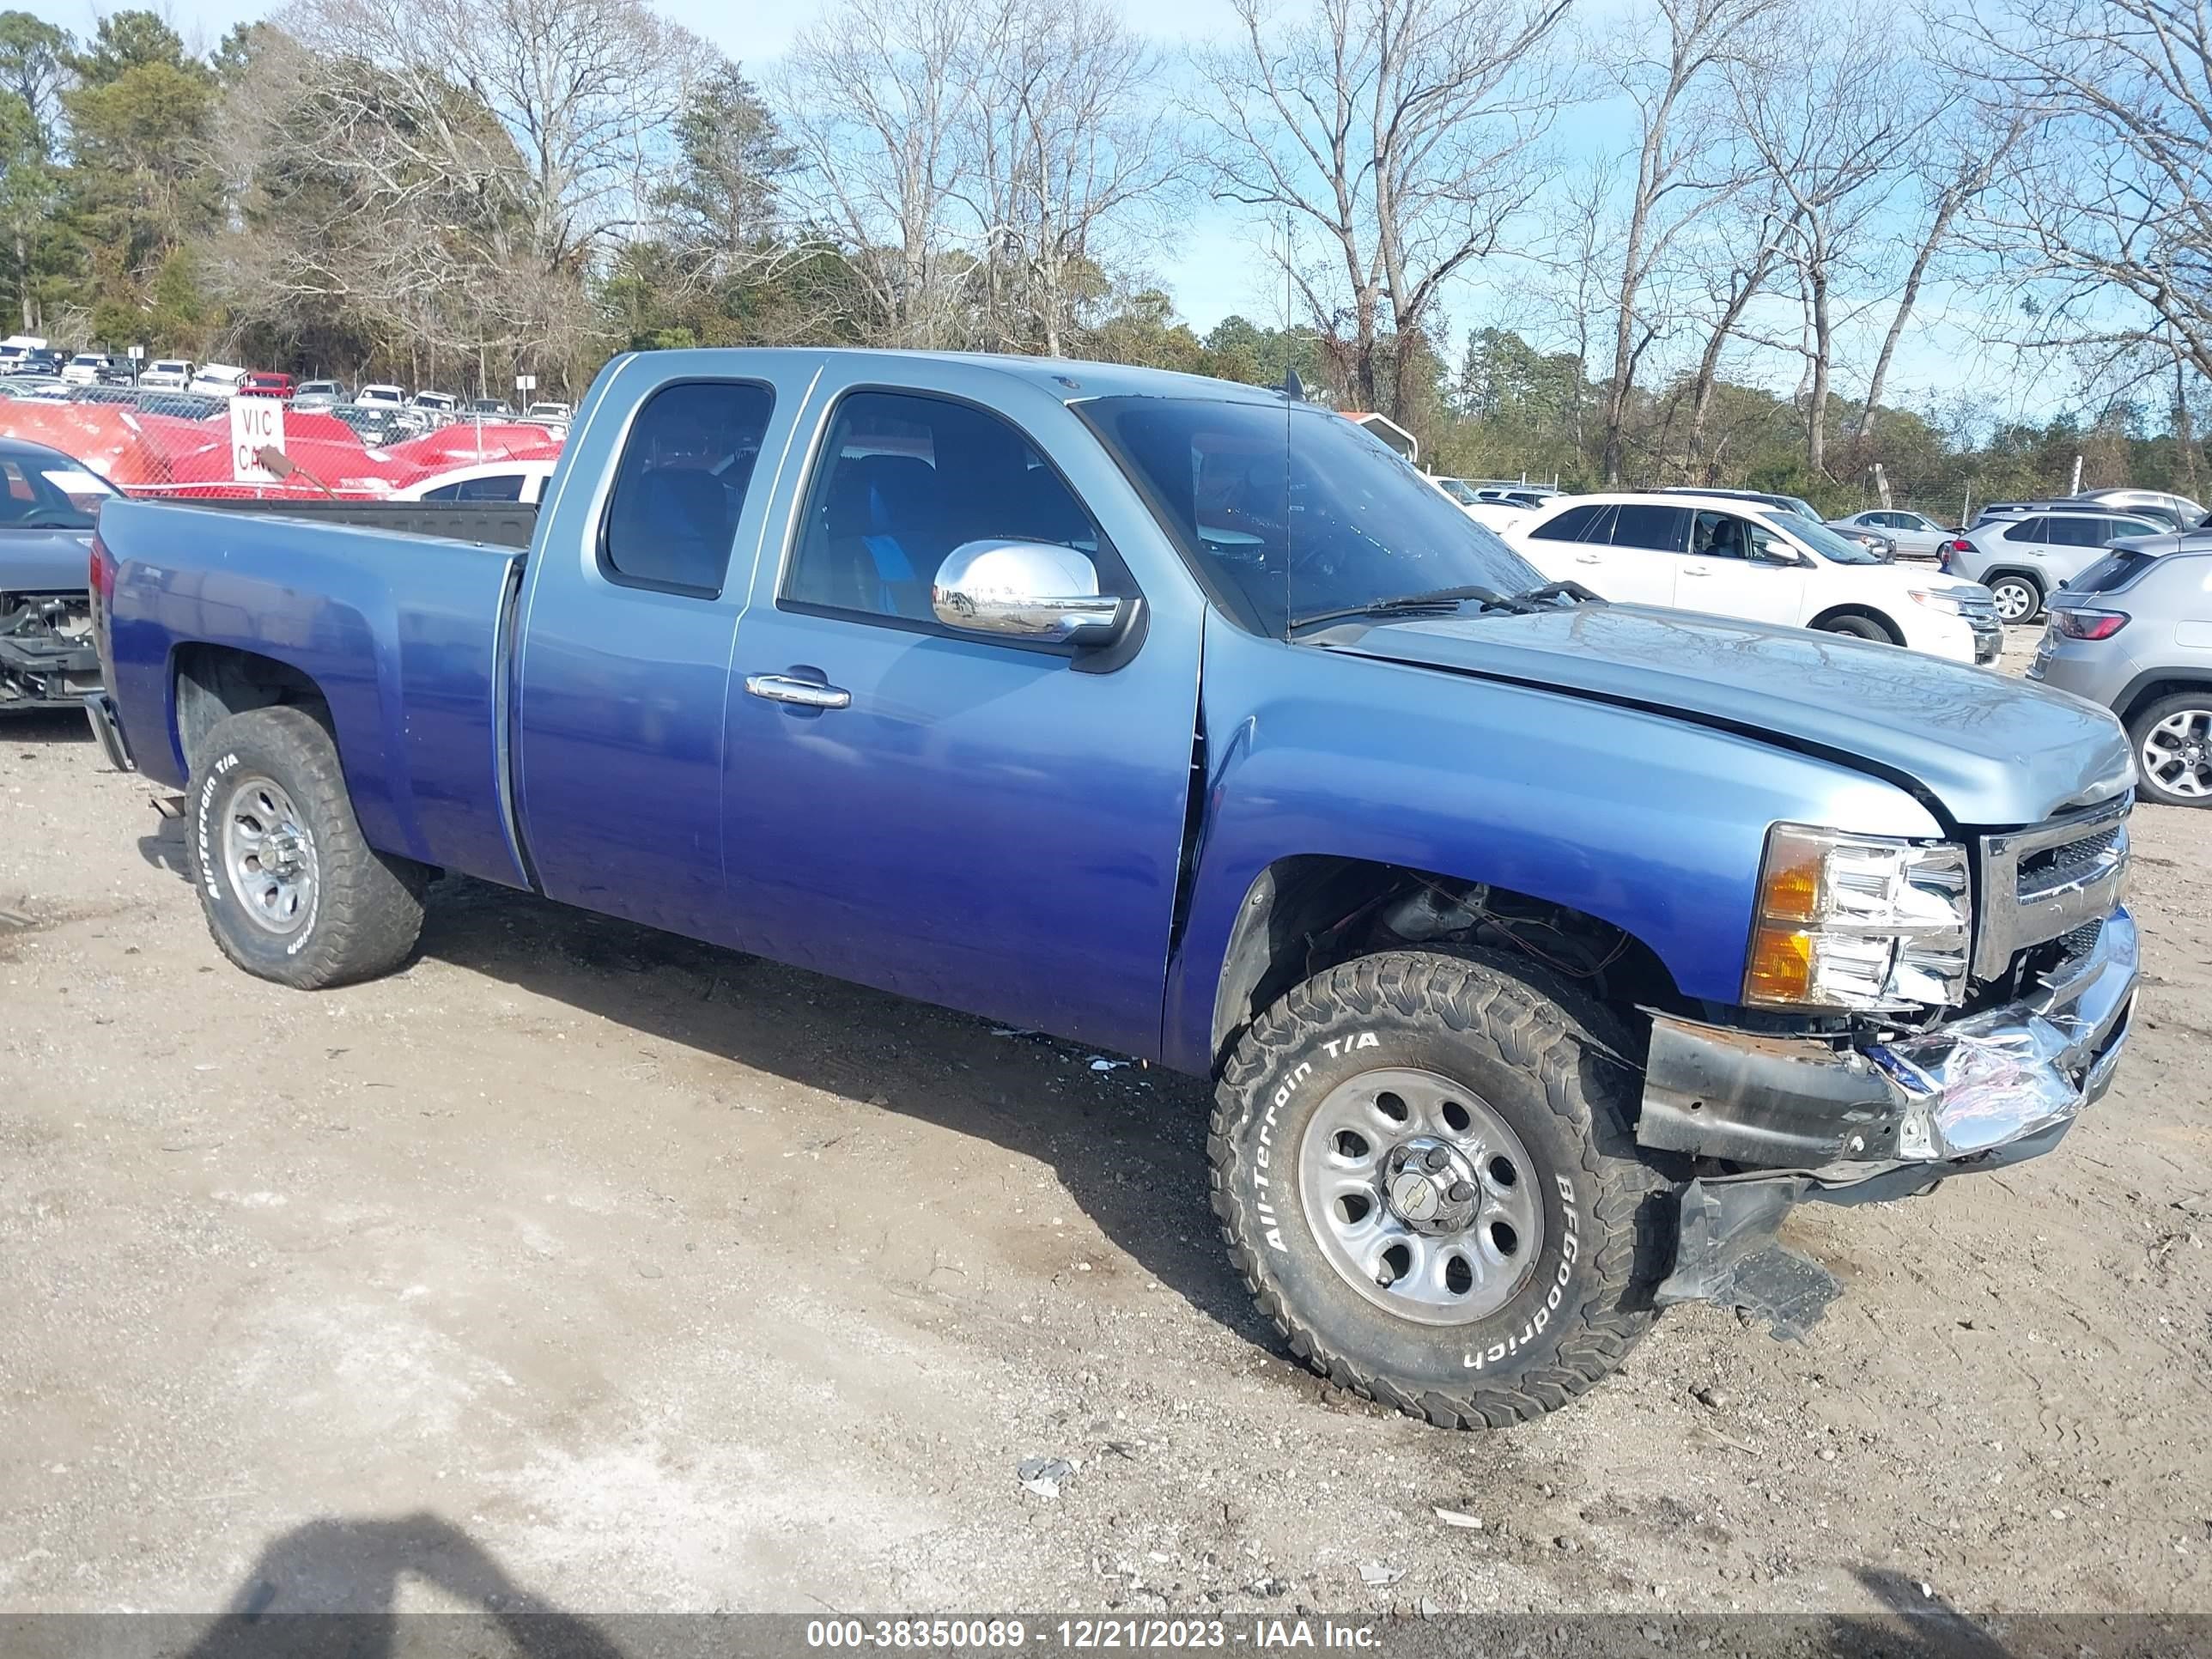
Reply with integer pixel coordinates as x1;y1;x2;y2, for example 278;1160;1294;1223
1639;794;2137;1336
0;588;100;710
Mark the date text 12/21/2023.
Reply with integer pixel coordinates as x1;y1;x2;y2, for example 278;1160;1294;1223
803;1620;1382;1651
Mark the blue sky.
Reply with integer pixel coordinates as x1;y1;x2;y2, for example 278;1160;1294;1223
27;0;2053;427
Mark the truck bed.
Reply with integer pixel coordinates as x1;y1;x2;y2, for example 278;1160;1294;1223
99;498;532;889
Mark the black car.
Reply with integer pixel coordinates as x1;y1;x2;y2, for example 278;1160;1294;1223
8;349;64;377
0;435;118;709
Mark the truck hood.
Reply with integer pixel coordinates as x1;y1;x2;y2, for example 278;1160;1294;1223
1321;604;2131;827
0;526;95;594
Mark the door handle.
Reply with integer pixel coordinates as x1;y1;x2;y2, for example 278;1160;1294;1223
1681;564;1711;575
745;673;851;710
1573;553;1602;564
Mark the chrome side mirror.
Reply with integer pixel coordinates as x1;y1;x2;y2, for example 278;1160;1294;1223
932;541;1125;645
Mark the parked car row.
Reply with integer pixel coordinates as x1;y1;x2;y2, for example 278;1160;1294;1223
1498;490;2002;664
1425;464;2207;657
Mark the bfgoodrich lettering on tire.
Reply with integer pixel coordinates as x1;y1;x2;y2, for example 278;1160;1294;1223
1210;949;1672;1427
185;707;428;989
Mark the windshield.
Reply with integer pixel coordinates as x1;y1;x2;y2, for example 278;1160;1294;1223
1775;512;1886;564
1080;396;1542;633
0;453;113;524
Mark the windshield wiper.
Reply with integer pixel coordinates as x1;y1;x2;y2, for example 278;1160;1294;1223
1509;580;1606;607
1291;586;1519;629
1290;580;1604;631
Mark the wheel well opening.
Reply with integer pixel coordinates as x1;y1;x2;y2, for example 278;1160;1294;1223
173;645;331;768
2122;678;2212;727
1208;855;1680;1073
1807;605;1903;644
1982;568;2045;595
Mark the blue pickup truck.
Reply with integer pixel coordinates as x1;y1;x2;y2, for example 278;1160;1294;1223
87;349;2139;1426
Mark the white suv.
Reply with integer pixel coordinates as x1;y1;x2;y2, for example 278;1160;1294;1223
1504;491;2003;664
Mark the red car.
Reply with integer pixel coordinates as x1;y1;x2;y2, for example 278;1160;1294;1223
239;372;295;399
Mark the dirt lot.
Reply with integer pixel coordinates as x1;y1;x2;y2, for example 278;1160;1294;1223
3;634;2209;1624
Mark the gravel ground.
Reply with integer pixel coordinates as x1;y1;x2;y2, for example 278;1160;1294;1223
2;630;2208;1624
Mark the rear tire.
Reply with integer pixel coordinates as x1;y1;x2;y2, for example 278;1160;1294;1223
185;707;428;988
2127;692;2212;809
1210;950;1671;1428
1989;574;2042;623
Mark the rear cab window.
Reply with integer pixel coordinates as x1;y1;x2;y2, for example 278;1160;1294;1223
599;380;775;597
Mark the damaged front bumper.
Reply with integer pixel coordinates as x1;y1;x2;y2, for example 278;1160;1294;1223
0;625;101;709
1639;906;2136;1336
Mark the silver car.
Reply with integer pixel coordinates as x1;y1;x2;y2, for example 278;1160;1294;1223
2030;529;2212;805
1946;507;2164;623
1828;507;1952;562
2072;487;2204;532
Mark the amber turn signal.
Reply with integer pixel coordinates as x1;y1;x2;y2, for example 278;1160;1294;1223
1746;922;1814;1004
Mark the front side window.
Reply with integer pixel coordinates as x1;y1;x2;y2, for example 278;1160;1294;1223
784;391;1125;626
599;380;775;596
1689;509;1756;559
1079;397;1543;633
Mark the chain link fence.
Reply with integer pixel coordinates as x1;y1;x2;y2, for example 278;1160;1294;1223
0;379;567;502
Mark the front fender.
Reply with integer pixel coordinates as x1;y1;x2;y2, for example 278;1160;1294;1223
1162;615;1943;1075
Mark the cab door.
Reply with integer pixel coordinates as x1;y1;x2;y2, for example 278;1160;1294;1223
715;362;1204;1057
1593;501;1691;604
512;352;819;942
1676;508;1808;624
1515;501;1621;592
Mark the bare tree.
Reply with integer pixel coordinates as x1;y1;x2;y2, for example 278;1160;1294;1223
1847;103;2023;444
1952;0;2212;392
775;0;980;347
1590;0;1778;483
962;0;1185;356
1194;0;1571;418
280;0;699;273
1725;0;1942;475
1678;184;1799;474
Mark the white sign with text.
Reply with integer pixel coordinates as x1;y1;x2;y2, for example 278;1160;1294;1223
228;396;286;483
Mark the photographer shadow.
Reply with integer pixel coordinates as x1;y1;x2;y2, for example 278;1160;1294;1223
177;1512;624;1659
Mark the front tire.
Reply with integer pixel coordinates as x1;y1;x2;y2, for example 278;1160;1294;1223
2128;692;2212;808
185;707;428;988
1814;613;1893;643
1210;951;1671;1428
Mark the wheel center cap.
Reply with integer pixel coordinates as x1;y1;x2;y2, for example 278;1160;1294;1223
1382;1136;1479;1235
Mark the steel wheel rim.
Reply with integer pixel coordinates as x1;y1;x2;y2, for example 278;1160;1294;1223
1297;1066;1545;1327
2142;709;2212;798
1993;580;2034;621
220;774;319;935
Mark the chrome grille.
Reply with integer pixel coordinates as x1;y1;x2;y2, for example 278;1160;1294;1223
1955;592;2000;622
2053;918;2104;963
1973;795;2131;981
2021;823;2124;891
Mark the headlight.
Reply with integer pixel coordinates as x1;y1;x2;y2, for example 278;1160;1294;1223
1745;824;1972;1011
1908;589;1966;615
